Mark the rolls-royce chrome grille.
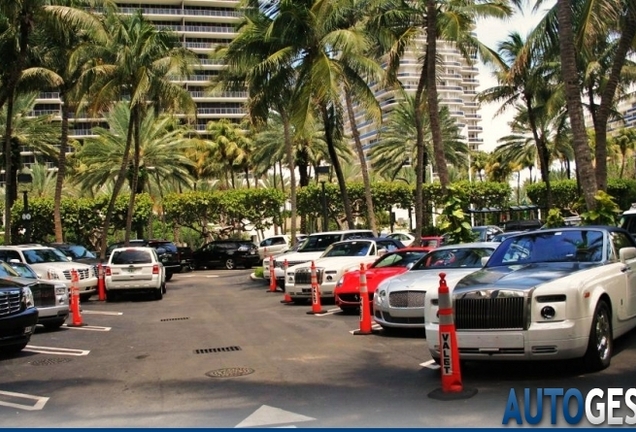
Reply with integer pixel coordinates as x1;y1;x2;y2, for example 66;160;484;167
389;291;426;308
294;268;323;285
454;292;526;330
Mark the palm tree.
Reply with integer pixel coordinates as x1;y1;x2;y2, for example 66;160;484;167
36;0;108;243
0;0;102;243
85;10;196;256
206;119;252;189
74;103;194;237
610;128;636;179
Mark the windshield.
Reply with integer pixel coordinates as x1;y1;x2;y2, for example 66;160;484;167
487;229;605;266
0;261;21;278
62;245;97;259
23;248;70;264
373;250;427;268
8;262;37;279
322;241;372;257
411;247;494;270
298;234;343;252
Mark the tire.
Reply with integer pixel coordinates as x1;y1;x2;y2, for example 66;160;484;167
43;318;66;330
105;290;115;302
165;273;173;282
582;300;612;372
153;287;163;300
4;341;28;355
161;283;167;294
80;293;92;303
225;258;235;270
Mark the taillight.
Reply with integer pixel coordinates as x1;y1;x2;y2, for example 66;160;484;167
152;264;159;274
105;266;111;276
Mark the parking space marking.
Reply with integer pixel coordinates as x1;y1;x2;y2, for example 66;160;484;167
0;390;49;411
420;360;441;370
205;275;220;278
315;308;342;317
23;345;90;356
62;324;111;332
81;310;123;316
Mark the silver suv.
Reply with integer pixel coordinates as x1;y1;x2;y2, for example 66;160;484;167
0;245;98;302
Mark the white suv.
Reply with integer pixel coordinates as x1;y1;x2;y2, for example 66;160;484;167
105;247;166;301
0;245;98;301
264;229;374;288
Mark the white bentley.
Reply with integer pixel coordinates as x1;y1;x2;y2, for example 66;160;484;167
285;238;403;302
374;243;497;331
425;226;636;372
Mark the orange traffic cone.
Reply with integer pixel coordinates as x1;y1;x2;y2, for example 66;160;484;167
280;259;293;304
97;263;106;301
353;263;373;335
267;255;277;292
68;269;85;327
306;261;327;315
428;272;476;400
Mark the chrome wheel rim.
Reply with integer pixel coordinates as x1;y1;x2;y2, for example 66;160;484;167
595;308;610;361
226;259;234;269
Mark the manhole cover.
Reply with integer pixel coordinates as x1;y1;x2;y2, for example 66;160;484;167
160;317;190;322
194;346;241;354
205;367;255;378
30;358;73;366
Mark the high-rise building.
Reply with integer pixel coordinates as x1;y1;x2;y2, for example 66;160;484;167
22;0;247;170
347;38;483;163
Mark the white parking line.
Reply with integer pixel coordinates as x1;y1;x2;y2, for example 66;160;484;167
0;390;49;411
420;360;441;370
62;324;111;332
23;345;90;356
314;307;341;317
206;275;219;278
81;310;123;316
180;275;195;278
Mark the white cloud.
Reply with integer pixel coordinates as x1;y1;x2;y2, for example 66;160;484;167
474;2;555;152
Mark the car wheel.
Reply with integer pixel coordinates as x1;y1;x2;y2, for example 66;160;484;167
582;300;612;372
165;273;173;282
3;341;28;355
79;293;92;303
161;283;166;294
43;318;66;330
153;287;163;300
225;258;235;270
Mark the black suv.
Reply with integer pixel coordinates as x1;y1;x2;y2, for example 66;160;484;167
192;240;260;270
0;278;39;355
107;239;180;281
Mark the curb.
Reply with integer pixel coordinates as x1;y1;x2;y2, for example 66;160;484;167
250;273;264;282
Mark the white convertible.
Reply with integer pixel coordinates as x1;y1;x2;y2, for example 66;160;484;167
425;226;636;371
374;243;497;330
285;238;403;302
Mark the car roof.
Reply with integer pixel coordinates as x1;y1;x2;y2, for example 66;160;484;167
433;242;499;250
308;229;373;236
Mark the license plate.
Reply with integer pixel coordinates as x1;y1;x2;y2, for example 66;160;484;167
302;288;311;293
128;268;136;273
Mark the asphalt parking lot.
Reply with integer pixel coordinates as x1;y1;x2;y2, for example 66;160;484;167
1;268;636;427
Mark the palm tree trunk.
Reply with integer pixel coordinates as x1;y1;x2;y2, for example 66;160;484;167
320;103;355;229
426;0;449;190
593;6;636;192
281;110;297;242
124;106;142;244
557;0;597;210
54;101;70;243
345;91;377;236
99;107;136;259
524;95;552;209
3;89;16;244
413;52;428;245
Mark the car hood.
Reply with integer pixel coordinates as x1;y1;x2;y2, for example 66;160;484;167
381;268;480;292
313;255;377;269
453;262;598;294
29;261;93;272
275;251;323;264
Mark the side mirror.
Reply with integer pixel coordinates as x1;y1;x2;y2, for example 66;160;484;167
406;262;415;270
619;247;636;262
378;248;388;256
9;259;21;264
481;256;490;267
67;256;73;261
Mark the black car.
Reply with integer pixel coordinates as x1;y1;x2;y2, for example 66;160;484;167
192;240;260;270
107;239;180;281
0;278;39;355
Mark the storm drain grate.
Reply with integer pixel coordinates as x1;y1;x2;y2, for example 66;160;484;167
205;367;255;378
194;346;242;354
30;358;73;366
160;317;190;322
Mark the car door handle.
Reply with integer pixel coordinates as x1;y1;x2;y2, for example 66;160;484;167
621;266;631;273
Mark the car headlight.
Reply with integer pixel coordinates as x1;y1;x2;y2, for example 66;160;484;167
22;287;34;309
55;286;67;296
375;289;386;305
46;268;60;280
335;276;344;288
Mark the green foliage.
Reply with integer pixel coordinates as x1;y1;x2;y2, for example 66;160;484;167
580;191;621;226
254;267;264;278
436;186;475;244
526;179;636;212
544;208;565;228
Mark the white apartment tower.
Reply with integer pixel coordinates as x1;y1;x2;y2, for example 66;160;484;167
351;37;483;159
23;0;246;169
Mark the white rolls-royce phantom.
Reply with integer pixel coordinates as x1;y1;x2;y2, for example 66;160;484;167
425;226;636;371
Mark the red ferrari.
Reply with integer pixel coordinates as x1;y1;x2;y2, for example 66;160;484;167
334;247;431;313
